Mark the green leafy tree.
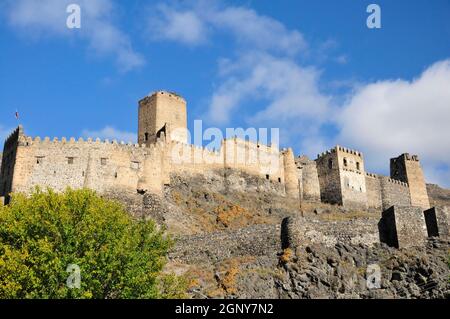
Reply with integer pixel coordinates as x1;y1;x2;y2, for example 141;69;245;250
0;188;186;299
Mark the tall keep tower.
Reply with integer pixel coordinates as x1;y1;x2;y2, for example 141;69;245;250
138;91;187;146
390;153;430;209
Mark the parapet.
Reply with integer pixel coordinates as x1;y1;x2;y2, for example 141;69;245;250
379;175;409;187
139;90;186;104
335;145;363;157
19;134;147;150
316;145;363;160
392;153;420;162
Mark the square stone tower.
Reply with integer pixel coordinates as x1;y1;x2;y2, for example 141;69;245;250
316;145;367;209
390;153;430;209
138;91;187;146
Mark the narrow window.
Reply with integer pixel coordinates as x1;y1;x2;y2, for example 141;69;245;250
131;161;140;170
266;174;270;180
144;133;149;142
356;162;360;170
278;177;281;183
114;172;118;178
343;158;348;167
328;159;333;169
101;158;107;166
67;157;74;165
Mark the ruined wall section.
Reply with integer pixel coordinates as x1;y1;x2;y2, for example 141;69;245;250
295;156;321;202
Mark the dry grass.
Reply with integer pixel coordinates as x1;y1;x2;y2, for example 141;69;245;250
279;248;293;264
318;210;377;222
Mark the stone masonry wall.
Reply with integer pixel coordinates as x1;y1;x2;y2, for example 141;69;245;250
379;176;411;210
365;173;382;210
380;206;427;248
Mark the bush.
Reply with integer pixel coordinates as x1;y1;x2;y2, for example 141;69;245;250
0;188;186;299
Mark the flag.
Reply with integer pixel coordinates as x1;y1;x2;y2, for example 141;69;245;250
15;110;19;120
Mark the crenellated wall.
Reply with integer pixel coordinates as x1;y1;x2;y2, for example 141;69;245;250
379;176;411;210
1;127;295;199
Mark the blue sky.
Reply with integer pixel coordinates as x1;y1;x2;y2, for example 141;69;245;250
1;0;450;186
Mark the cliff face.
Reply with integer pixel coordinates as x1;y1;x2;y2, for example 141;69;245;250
108;171;450;299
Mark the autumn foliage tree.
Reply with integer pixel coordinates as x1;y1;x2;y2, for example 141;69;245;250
0;188;186;299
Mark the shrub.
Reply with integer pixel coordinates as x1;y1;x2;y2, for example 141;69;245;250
0;188;186;299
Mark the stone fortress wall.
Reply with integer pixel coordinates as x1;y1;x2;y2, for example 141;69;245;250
0;90;432;213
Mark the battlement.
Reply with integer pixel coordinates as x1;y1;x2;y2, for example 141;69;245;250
19;135;149;149
365;172;379;179
336;145;363;157
383;177;408;187
316;145;363;160
392;153;420;162
139;90;186;104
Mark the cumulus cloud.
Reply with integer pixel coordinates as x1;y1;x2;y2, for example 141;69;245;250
148;4;207;46
337;59;450;186
208;53;331;145
148;1;306;54
5;0;144;72
82;126;136;143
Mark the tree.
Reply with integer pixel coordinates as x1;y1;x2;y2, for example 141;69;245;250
0;188;186;299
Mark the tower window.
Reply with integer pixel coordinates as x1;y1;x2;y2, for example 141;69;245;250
278;177;281;183
343;158;348;167
131;161;140;170
328;159;333;169
36;156;44;164
266;174;270;180
67;157;74;165
144;133;149;142
356;162;360;170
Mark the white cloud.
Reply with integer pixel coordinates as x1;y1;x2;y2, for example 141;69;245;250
5;0;144;72
149;4;206;46
207;52;332;150
148;2;306;54
82;126;136;143
337;59;450;186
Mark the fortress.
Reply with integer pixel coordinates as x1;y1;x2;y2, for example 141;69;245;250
0;90;432;212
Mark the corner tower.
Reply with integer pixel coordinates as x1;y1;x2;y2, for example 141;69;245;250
138;91;187;146
390;153;430;209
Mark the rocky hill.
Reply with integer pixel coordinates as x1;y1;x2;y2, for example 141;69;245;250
108;172;450;299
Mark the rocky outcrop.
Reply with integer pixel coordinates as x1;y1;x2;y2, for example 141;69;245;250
276;238;449;299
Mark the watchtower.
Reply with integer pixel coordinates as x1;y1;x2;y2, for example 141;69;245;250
390;153;430;209
316;145;367;209
138;91;187;146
